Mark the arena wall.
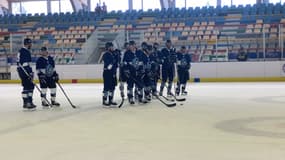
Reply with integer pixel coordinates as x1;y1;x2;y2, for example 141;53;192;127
6;61;285;83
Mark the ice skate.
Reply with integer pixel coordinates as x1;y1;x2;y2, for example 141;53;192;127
23;103;36;111
51;100;60;107
42;100;49;108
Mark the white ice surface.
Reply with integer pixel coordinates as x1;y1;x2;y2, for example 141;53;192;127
0;82;285;160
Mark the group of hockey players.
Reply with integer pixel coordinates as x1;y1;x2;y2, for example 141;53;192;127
16;37;191;110
17;38;60;111
102;39;192;107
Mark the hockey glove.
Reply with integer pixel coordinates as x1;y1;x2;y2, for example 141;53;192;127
53;72;59;82
177;60;181;65
171;48;176;53
38;73;46;84
123;69;130;78
28;72;34;81
107;64;113;70
147;71;153;78
137;69;145;77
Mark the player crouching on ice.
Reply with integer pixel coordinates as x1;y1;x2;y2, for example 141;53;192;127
102;42;118;106
36;47;60;107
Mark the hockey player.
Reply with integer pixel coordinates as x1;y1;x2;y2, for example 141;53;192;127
17;38;36;110
122;40;138;104
102;42;118;106
36;47;60;107
118;42;129;99
112;48;121;87
176;46;191;95
159;39;177;96
134;42;149;103
142;44;154;101
149;42;161;96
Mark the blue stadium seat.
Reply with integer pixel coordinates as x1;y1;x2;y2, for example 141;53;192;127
1;2;285;64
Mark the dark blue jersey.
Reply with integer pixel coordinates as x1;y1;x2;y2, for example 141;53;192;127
36;56;56;77
17;47;33;73
149;50;161;73
150;50;161;64
160;47;176;69
123;49;138;70
135;49;145;69
137;50;151;72
112;49;121;69
135;49;144;58
103;51;117;73
176;52;191;70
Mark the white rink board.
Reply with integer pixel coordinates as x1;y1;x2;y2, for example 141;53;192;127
10;61;285;80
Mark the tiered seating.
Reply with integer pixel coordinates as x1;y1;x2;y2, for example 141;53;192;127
0;28;9;48
1;3;285;63
52;25;94;47
13;23;95;64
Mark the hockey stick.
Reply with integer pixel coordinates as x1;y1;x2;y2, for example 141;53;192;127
118;82;125;108
173;64;186;102
117;68;126;108
154;95;176;107
164;83;186;102
128;75;176;107
18;64;52;107
161;95;175;102
118;97;124;108
170;92;186;102
56;82;77;108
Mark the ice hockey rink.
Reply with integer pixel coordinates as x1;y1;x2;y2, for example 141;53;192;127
0;82;285;160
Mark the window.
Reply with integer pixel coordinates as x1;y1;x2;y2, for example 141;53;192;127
12;1;46;15
91;0;128;12
176;0;216;8
133;0;160;11
51;0;73;13
11;0;72;15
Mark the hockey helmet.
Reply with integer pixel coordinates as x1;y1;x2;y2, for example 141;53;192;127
105;42;114;50
153;42;159;49
129;40;136;46
24;38;32;45
147;44;153;51
141;41;148;49
166;39;172;44
166;39;172;48
40;46;47;51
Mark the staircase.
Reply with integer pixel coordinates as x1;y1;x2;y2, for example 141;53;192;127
214;14;244;61
96;30;125;63
76;30;125;64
